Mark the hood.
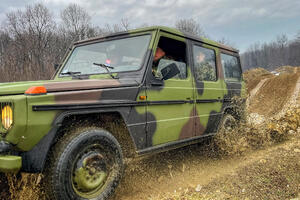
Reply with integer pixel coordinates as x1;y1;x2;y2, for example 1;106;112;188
0;80;48;96
0;79;137;96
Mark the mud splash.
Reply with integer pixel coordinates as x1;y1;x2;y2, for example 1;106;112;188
212;104;300;156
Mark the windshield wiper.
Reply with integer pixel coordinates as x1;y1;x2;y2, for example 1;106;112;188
61;71;82;77
93;63;118;79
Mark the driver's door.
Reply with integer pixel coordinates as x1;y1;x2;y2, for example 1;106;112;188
145;34;195;147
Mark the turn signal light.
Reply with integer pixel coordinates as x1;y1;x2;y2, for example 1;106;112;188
139;95;147;100
25;86;47;95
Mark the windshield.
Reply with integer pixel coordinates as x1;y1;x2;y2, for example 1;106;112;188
60;35;151;76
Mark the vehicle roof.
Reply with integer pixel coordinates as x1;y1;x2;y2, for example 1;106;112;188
74;26;239;53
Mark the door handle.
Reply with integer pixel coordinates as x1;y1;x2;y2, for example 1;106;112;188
151;82;163;86
186;97;193;103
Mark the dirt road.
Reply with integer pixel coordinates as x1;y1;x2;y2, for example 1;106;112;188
113;136;300;200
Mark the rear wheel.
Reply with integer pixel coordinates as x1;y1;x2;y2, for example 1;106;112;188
218;113;237;133
46;128;123;200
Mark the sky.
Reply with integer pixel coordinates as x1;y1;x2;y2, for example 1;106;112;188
0;0;299;52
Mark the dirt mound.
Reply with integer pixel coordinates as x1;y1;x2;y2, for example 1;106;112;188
243;68;273;93
275;65;300;74
248;72;299;116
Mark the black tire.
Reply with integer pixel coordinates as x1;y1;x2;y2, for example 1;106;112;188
46;128;123;200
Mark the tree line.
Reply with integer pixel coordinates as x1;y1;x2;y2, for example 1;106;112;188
241;34;300;71
1;3;296;82
0;3;136;82
0;3;225;82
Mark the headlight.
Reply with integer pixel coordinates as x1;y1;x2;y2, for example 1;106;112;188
2;105;13;130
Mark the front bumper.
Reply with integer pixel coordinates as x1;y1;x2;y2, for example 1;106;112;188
0;141;21;173
0;155;21;173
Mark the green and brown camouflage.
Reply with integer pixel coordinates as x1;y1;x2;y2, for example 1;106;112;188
0;26;245;173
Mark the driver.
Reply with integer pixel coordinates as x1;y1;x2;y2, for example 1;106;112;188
107;49;121;66
152;47;166;77
154;47;166;63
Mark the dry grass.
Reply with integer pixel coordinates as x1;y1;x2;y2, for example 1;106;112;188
0;59;55;83
0;173;44;200
0;173;9;199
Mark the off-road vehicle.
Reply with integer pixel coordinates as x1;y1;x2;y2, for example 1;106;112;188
0;26;245;199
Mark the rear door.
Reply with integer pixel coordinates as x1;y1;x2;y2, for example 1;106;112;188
191;42;226;136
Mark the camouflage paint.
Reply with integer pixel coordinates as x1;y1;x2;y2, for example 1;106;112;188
146;77;194;145
0;26;245;173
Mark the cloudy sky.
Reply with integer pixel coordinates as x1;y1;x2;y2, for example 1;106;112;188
1;0;299;52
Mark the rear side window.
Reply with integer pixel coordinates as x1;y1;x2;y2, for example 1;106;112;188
193;45;217;82
221;53;242;82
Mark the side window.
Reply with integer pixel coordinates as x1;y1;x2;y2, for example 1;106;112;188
221;53;242;82
153;36;187;80
193;45;217;82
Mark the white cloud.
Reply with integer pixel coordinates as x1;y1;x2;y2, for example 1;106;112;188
1;0;299;28
0;0;299;51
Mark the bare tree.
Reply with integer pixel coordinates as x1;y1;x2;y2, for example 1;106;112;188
0;31;11;62
61;4;91;41
4;3;55;78
99;19;131;35
120;18;130;31
241;33;300;70
175;18;206;37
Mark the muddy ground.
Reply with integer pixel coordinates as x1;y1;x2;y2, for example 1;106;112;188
0;67;299;200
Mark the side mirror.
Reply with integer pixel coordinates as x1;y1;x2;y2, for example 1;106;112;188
54;63;60;70
161;63;180;80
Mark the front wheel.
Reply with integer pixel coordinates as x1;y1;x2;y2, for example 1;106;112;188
46;128;123;200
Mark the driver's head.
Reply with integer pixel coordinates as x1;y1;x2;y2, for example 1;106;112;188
107;50;121;66
154;47;165;62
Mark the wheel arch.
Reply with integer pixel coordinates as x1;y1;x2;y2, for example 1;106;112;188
21;109;136;173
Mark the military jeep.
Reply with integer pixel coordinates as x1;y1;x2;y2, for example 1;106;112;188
0;26;245;199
